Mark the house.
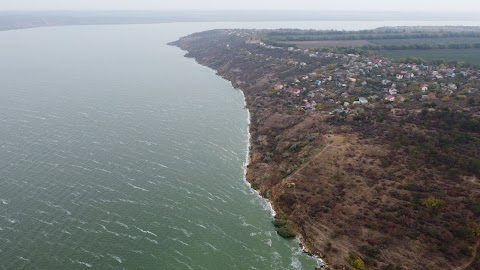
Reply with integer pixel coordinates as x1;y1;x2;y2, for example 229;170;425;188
291;88;301;96
448;83;458;90
315;80;322;86
396;74;404;80
389;88;398;95
446;72;456;78
274;84;284;91
359;97;368;104
385;95;395;102
421;84;429;92
306;100;317;109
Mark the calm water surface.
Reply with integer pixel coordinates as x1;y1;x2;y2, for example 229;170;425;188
1;21;479;269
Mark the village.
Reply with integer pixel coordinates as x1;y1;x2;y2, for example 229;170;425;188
232;29;480;117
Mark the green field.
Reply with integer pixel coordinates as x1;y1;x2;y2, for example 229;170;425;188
379;48;480;65
370;37;480;46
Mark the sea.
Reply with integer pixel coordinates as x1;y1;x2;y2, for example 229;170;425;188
1;21;480;269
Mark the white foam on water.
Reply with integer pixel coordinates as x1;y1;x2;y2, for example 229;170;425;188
204;242;218;251
144;237;158;245
107;254;122;264
135;226;157;237
115;221;129;229
75;260;92;268
122;233;138;240
127;183;149;192
195;223;207;229
118;198;139;204
265;239;272;247
96;168;112;174
291;257;302;270
7;218;17;224
168;236;190;246
99;224;120;237
172;256;194;270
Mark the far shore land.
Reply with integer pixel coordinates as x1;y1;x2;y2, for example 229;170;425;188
2;10;480;32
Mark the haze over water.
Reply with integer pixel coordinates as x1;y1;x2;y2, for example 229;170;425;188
1;21;480;269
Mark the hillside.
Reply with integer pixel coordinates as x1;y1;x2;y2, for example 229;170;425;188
171;28;480;270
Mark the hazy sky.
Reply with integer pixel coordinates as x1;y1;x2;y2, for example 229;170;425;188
0;0;478;12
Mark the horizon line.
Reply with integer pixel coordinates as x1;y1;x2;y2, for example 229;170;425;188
1;9;479;13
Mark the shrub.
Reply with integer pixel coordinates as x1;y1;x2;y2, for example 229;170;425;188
348;254;365;270
272;217;296;238
360;244;381;259
422;196;444;209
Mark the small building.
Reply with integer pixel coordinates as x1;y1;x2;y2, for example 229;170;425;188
448;83;458;90
421;84;429;92
389;88;398;95
291;88;301;96
385;95;395;102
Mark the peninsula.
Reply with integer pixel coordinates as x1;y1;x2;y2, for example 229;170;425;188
171;27;480;270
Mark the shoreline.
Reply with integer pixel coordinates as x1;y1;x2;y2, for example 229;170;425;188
237;79;326;269
189;54;325;268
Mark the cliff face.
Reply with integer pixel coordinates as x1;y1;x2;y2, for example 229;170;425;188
171;29;480;270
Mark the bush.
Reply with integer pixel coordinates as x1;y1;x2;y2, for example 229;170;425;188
360;244;381;259
422;195;444;209
348;254;366;270
272;216;297;238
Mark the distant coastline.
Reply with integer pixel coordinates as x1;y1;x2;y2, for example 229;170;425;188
1;10;480;32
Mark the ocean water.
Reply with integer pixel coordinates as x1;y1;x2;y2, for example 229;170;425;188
0;24;319;270
1;21;480;269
